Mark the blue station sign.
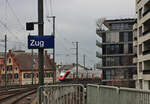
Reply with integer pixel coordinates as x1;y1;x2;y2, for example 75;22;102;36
28;35;54;49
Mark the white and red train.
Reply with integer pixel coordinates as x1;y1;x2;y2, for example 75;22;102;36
58;69;102;81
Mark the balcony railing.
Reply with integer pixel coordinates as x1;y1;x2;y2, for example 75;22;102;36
143;9;150;17
143;29;150;36
143;50;150;55
96;40;102;48
96;63;102;69
96;51;102;58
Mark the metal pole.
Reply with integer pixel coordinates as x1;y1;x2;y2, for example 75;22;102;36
83;54;85;69
32;49;34;85
5;35;7;87
52;16;56;84
38;0;44;85
76;42;78;79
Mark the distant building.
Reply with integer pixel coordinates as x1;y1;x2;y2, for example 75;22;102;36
0;50;55;86
134;0;150;90
96;18;137;87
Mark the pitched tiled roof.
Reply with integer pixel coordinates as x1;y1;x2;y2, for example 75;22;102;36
13;52;53;71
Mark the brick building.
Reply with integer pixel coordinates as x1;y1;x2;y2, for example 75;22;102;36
0;50;55;86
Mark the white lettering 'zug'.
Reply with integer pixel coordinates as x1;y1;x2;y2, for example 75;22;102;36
30;40;35;46
30;40;44;47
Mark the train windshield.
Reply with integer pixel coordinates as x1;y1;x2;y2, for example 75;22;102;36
60;72;65;77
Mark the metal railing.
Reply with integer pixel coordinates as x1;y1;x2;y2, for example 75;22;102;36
38;84;84;104
87;84;150;104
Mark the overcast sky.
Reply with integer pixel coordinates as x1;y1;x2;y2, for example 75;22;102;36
0;0;136;68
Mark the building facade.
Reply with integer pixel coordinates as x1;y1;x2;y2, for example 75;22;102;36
0;50;55;86
134;0;150;90
97;19;137;87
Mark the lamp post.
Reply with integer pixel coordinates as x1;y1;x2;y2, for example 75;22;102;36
47;16;56;84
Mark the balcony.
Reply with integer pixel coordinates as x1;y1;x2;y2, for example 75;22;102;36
96;51;102;58
96;40;102;48
143;50;150;55
143;29;150;36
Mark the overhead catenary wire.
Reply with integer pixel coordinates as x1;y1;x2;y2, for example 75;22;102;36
0;0;27;50
7;1;25;31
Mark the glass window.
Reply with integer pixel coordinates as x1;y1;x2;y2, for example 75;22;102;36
7;65;12;71
139;26;142;37
128;32;133;41
24;73;32;78
106;70;112;80
124;32;128;42
139;62;142;72
139;8;142;19
139;44;142;55
128;44;133;53
9;58;11;63
14;73;18;79
7;74;12;79
2;74;5;80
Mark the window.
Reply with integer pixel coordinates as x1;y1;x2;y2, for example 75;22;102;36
102;33;106;43
124;32;128;42
149;81;150;90
102;70;106;80
139;44;142;55
7;65;12;71
139;8;142;19
119;32;124;42
128;32;133;41
139;62;142;72
106;70;112;80
103;45;106;54
139;26;142;37
36;73;38;78
9;58;11;63
7;74;12;79
14;73;18;79
2;74;5;80
24;73;33;78
121;56;129;65
128;44;133;53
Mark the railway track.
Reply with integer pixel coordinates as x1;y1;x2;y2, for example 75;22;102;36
0;85;37;104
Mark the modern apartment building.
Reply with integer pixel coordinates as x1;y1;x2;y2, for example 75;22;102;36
134;0;150;90
96;18;137;87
